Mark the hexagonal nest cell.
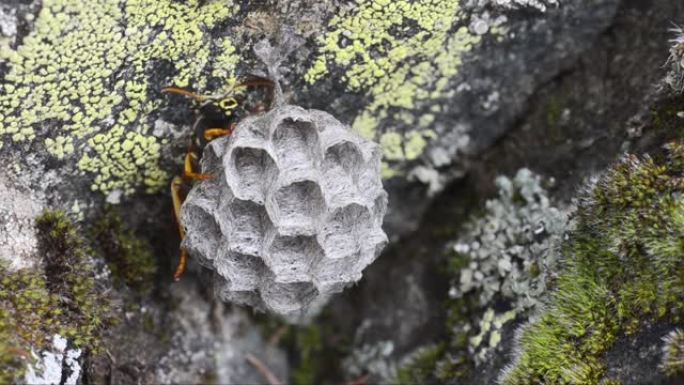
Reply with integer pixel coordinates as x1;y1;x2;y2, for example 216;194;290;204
181;105;388;323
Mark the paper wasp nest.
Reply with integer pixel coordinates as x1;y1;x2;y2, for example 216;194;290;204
181;105;388;323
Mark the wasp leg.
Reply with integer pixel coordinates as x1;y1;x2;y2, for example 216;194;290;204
203;122;237;142
171;176;188;282
183;151;212;181
173;248;188;282
348;374;370;385
172;150;212;282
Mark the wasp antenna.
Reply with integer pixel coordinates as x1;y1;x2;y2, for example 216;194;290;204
161;87;207;102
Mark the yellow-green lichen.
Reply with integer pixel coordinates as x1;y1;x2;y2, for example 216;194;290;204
0;0;241;194
45;136;75;160
467;308;517;362
379;130;437;162
306;0;481;174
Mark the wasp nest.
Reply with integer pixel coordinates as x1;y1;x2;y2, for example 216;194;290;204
181;105;388;323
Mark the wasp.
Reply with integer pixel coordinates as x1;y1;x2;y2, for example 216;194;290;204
162;76;274;281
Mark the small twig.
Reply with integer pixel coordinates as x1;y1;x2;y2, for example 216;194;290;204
347;374;370;385
268;325;289;346
246;353;282;385
105;348;116;365
7;347;30;359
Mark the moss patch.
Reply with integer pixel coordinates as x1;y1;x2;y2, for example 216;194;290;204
291;324;324;385
395;344;445;385
0;0;241;194
0;267;56;383
0;210;115;382
502;144;684;384
253;313;350;385
660;328;684;377
91;207;157;295
305;0;481;176
35;210;115;349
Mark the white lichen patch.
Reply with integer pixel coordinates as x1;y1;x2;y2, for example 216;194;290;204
343;340;397;383
489;0;560;12
448;168;571;362
450;169;569;310
25;334;82;385
0;173;44;271
667;25;684;92
0;5;17;38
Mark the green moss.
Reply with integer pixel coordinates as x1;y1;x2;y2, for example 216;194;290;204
502;143;684;384
91;207;157;294
292;325;324;385
0;266;56;383
431;251;480;382
0;312;23;383
305;0;481;176
35;210;116;350
0;0;241;194
395;344;445;385
648;95;684;136
602;380;623;385
660;329;684;377
254;313;350;385
0;210;116;380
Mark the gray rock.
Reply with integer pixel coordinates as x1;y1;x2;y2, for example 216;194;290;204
181;105;388;323
155;282;288;385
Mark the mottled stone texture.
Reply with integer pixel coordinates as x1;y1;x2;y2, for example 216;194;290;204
181;105;388;323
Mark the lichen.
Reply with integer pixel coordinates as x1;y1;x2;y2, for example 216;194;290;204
91;207;157;295
467;308;517;363
343;340;398;382
0;0;241;194
666;25;684;92
660;328;684;377
450;169;568;313
501;143;684;384
445;168;569;364
490;0;559;12
24;334;82;385
305;0;482;176
389;169;568;383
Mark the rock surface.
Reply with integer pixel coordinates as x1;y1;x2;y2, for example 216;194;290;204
1;0;684;384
